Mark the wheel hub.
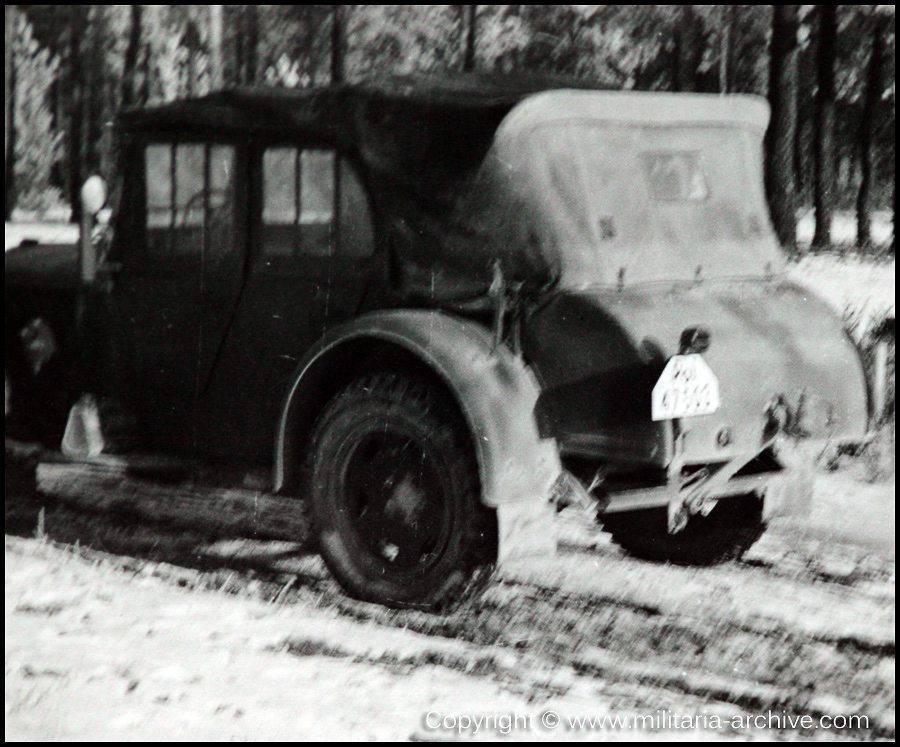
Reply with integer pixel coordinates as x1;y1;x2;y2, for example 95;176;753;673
341;432;450;571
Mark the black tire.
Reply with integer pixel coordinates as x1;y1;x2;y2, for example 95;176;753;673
601;494;766;565
305;372;496;610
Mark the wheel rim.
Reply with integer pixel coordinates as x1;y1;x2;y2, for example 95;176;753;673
337;429;454;576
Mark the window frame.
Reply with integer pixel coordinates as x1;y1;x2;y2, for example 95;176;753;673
136;137;239;273
254;142;376;275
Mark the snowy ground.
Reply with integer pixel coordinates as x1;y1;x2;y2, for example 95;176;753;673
788;254;895;338
5;221;78;251
5;444;895;741
796;209;893;250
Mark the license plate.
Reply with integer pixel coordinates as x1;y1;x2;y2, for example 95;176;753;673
651;354;720;421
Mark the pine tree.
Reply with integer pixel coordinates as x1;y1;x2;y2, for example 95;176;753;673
765;5;801;250
812;5;837;247
8;7;64;215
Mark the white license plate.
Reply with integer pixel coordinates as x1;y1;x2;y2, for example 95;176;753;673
651;354;720;421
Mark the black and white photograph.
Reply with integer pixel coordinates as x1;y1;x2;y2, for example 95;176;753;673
5;5;895;740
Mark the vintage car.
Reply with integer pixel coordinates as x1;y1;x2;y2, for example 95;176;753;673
5;75;869;608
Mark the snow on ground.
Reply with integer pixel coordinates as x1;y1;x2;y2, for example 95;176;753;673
796;209;893;250
5;222;79;252
7;536;782;742
5;437;895;741
788;254;895;338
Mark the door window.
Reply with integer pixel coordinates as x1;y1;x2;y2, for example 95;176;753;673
261;147;373;262
144;142;236;262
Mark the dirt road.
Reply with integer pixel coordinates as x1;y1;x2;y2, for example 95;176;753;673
5;448;895;740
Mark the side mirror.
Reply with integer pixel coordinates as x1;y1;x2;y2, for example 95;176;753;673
79;175;108;283
80;175;107;217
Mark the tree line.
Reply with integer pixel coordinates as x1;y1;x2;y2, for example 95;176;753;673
4;5;895;251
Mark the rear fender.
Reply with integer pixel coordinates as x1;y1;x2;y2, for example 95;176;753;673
274;310;561;561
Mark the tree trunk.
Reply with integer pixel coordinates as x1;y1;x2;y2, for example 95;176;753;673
244;6;259;85
67;7;85;224
83;7;99;177
856;15;885;249
331;5;345;84
765;5;800;250
5;6;17;221
673;6;702;93
138;12;151;104
462;5;477;72
209;6;223;91
891;179;895;255
183;18;201;97
719;5;735;93
121;5;144;108
812;5;836;248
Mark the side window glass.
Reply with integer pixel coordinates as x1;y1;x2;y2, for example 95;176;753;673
261;147;334;258
263;148;298;227
145;145;173;255
210;145;236;205
300;150;335;256
208;145;237;268
173;144;205;255
175;144;205;227
261;147;373;262
300;150;335;225
144;142;236;262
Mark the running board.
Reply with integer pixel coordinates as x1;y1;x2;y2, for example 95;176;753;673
35;459;309;543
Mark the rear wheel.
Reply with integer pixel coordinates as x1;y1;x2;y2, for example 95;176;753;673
305;373;495;609
601;494;765;565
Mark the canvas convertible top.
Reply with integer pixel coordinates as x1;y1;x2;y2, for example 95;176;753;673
121;75;785;305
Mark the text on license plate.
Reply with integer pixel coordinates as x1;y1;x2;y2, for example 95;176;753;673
651;354;720;421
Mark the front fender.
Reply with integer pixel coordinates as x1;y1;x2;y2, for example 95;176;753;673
274;310;561;561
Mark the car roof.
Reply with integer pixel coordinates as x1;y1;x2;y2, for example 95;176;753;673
120;73;768;201
121;73;768;136
119;75;777;300
119;72;596;135
121;74;595;199
121;74;616;213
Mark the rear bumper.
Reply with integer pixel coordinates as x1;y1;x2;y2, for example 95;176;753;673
602;465;813;520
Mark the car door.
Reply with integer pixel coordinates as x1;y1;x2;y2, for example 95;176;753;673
198;143;381;460
109;139;243;452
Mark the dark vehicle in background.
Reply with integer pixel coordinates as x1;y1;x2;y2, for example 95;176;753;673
6;76;869;609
